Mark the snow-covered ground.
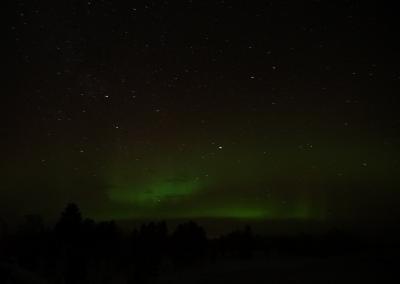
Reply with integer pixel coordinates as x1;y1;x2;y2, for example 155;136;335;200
157;255;397;284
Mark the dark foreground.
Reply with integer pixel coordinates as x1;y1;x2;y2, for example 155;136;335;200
1;253;398;284
157;254;397;284
1;204;399;283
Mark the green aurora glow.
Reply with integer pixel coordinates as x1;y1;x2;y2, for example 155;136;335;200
99;130;397;221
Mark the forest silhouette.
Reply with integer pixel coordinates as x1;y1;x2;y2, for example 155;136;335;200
0;203;399;283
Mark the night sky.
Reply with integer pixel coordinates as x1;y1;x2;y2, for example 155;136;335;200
4;1;400;229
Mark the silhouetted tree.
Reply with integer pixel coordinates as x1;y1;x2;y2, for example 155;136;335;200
54;203;86;284
130;221;169;282
219;225;255;259
55;203;83;245
170;221;207;266
95;220;119;260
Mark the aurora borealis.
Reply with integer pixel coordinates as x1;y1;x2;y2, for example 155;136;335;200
4;0;400;231
101;126;398;222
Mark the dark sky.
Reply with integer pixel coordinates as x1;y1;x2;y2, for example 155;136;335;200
4;0;400;229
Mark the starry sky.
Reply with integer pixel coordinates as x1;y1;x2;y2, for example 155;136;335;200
4;1;400;229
